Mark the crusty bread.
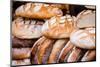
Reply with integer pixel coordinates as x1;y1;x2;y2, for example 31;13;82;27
76;10;95;28
42;15;76;39
12;17;44;39
12;36;37;48
70;27;95;49
15;3;63;19
12;48;31;60
31;36;47;64
48;39;68;63
81;50;96;61
12;59;30;66
67;47;82;62
58;41;74;62
36;38;55;64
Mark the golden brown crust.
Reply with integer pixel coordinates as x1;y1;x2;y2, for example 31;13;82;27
42;16;76;39
37;38;55;64
48;39;68;63
15;3;63;19
31;36;47;64
58;41;74;62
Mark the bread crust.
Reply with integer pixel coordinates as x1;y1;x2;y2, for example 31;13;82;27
15;3;63;19
31;36;47;64
42;16;76;39
12;48;31;60
48;39;68;63
12;17;44;39
76;10;95;28
58;41;74;62
81;50;96;61
70;28;95;49
67;47;82;62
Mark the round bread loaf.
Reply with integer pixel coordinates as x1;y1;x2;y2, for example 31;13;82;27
70;27;95;49
76;10;95;28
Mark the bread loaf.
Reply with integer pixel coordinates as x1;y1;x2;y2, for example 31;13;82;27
48;39;68;63
15;3;63;19
81;50;96;61
42;15;76;39
76;10;95;28
12;17;44;39
70;28;95;49
12;48;31;60
58;41;74;62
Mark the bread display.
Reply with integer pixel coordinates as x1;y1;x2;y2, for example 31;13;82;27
70;27;95;49
76;10;95;28
12;17;44;39
15;3;63;19
12;1;96;66
42;15;76;39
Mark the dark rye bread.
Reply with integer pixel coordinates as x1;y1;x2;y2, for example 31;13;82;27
12;36;37;48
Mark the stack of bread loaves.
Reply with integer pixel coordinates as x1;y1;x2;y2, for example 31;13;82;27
12;2;96;66
12;2;69;66
31;10;96;64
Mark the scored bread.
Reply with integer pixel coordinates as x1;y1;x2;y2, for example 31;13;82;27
42;15;76;39
36;38;55;64
76;10;95;28
31;36;48;64
66;47;82;62
15;3;63;19
12;17;44;39
58;41;74;62
70;27;95;49
48;39;68;63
